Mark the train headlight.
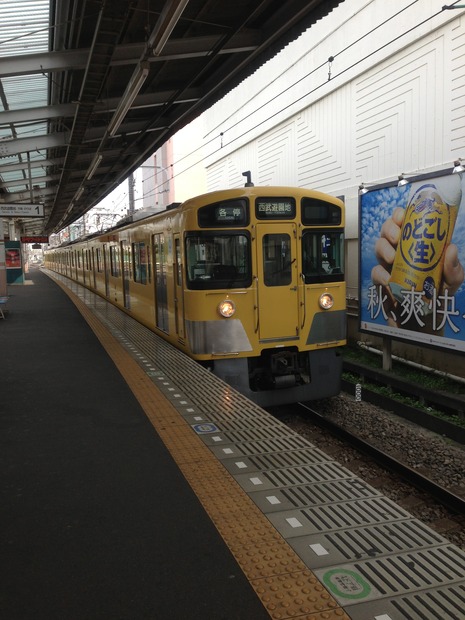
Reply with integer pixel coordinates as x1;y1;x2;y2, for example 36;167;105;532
218;299;236;318
319;292;334;310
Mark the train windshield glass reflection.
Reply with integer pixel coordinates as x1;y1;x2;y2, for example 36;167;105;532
302;231;344;283
186;232;252;289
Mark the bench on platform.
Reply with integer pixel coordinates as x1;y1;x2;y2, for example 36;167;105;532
0;296;9;319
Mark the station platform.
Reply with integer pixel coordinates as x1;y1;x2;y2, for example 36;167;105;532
2;268;465;620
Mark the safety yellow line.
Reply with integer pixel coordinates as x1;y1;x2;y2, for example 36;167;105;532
52;275;349;620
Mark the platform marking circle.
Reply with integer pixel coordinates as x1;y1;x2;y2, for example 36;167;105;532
322;568;371;600
192;423;219;434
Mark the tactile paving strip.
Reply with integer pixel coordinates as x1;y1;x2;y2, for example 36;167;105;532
46;270;465;619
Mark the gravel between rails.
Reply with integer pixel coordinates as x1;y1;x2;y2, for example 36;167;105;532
285;392;465;550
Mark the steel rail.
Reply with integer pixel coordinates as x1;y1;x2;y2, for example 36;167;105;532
297;401;465;516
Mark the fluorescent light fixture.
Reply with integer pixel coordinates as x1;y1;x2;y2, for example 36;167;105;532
108;61;150;137
75;187;84;201
57;203;74;228
149;0;189;56
87;154;103;180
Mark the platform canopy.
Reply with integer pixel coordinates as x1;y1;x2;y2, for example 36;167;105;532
0;0;344;235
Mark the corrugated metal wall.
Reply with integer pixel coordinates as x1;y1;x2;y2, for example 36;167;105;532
206;1;464;192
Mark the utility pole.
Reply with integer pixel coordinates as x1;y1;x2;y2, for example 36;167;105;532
128;173;135;215
0;219;6;296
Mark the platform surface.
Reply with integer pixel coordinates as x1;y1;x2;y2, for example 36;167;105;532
0;269;272;620
3;267;465;620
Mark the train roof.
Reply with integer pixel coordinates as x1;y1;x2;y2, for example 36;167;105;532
46;185;344;249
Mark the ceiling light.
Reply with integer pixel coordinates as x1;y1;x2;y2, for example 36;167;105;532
87;154;103;180
108;62;150;137
149;0;190;56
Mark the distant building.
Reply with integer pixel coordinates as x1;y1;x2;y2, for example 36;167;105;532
141;140;175;212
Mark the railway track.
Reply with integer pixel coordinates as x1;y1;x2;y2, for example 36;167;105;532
271;364;465;548
296;401;465;517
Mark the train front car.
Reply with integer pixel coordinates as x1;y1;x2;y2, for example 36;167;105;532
181;186;346;407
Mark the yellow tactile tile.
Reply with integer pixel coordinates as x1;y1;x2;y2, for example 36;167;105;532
255;572;343;619
54;277;350;620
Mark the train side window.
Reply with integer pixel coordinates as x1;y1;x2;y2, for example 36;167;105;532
263;234;292;286
147;245;152;283
132;242;148;284
110;245;120;277
175;238;182;286
96;247;103;272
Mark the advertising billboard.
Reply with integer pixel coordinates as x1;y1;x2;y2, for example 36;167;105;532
359;169;465;353
5;241;24;284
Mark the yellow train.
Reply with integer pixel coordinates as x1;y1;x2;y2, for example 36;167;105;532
45;182;346;407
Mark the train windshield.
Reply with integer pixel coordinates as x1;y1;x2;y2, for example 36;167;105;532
186;232;252;290
302;230;344;283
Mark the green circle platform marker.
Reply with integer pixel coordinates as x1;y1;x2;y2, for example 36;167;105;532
323;568;372;600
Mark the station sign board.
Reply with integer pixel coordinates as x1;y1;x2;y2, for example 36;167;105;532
20;236;49;244
359;169;465;353
0;203;44;218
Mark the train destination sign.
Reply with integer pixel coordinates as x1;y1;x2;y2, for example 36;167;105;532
215;205;244;222
198;199;248;227
256;197;296;219
0;203;44;217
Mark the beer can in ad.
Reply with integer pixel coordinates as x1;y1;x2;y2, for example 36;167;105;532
389;174;462;310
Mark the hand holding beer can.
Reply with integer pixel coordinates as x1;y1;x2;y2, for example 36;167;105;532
389;174;462;312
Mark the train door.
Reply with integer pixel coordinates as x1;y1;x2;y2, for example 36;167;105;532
121;240;131;309
91;248;97;289
153;233;169;332
256;223;299;340
84;249;90;286
79;249;85;284
173;234;185;340
103;244;110;297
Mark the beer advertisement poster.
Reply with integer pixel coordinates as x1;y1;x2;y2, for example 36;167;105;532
359;170;465;353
